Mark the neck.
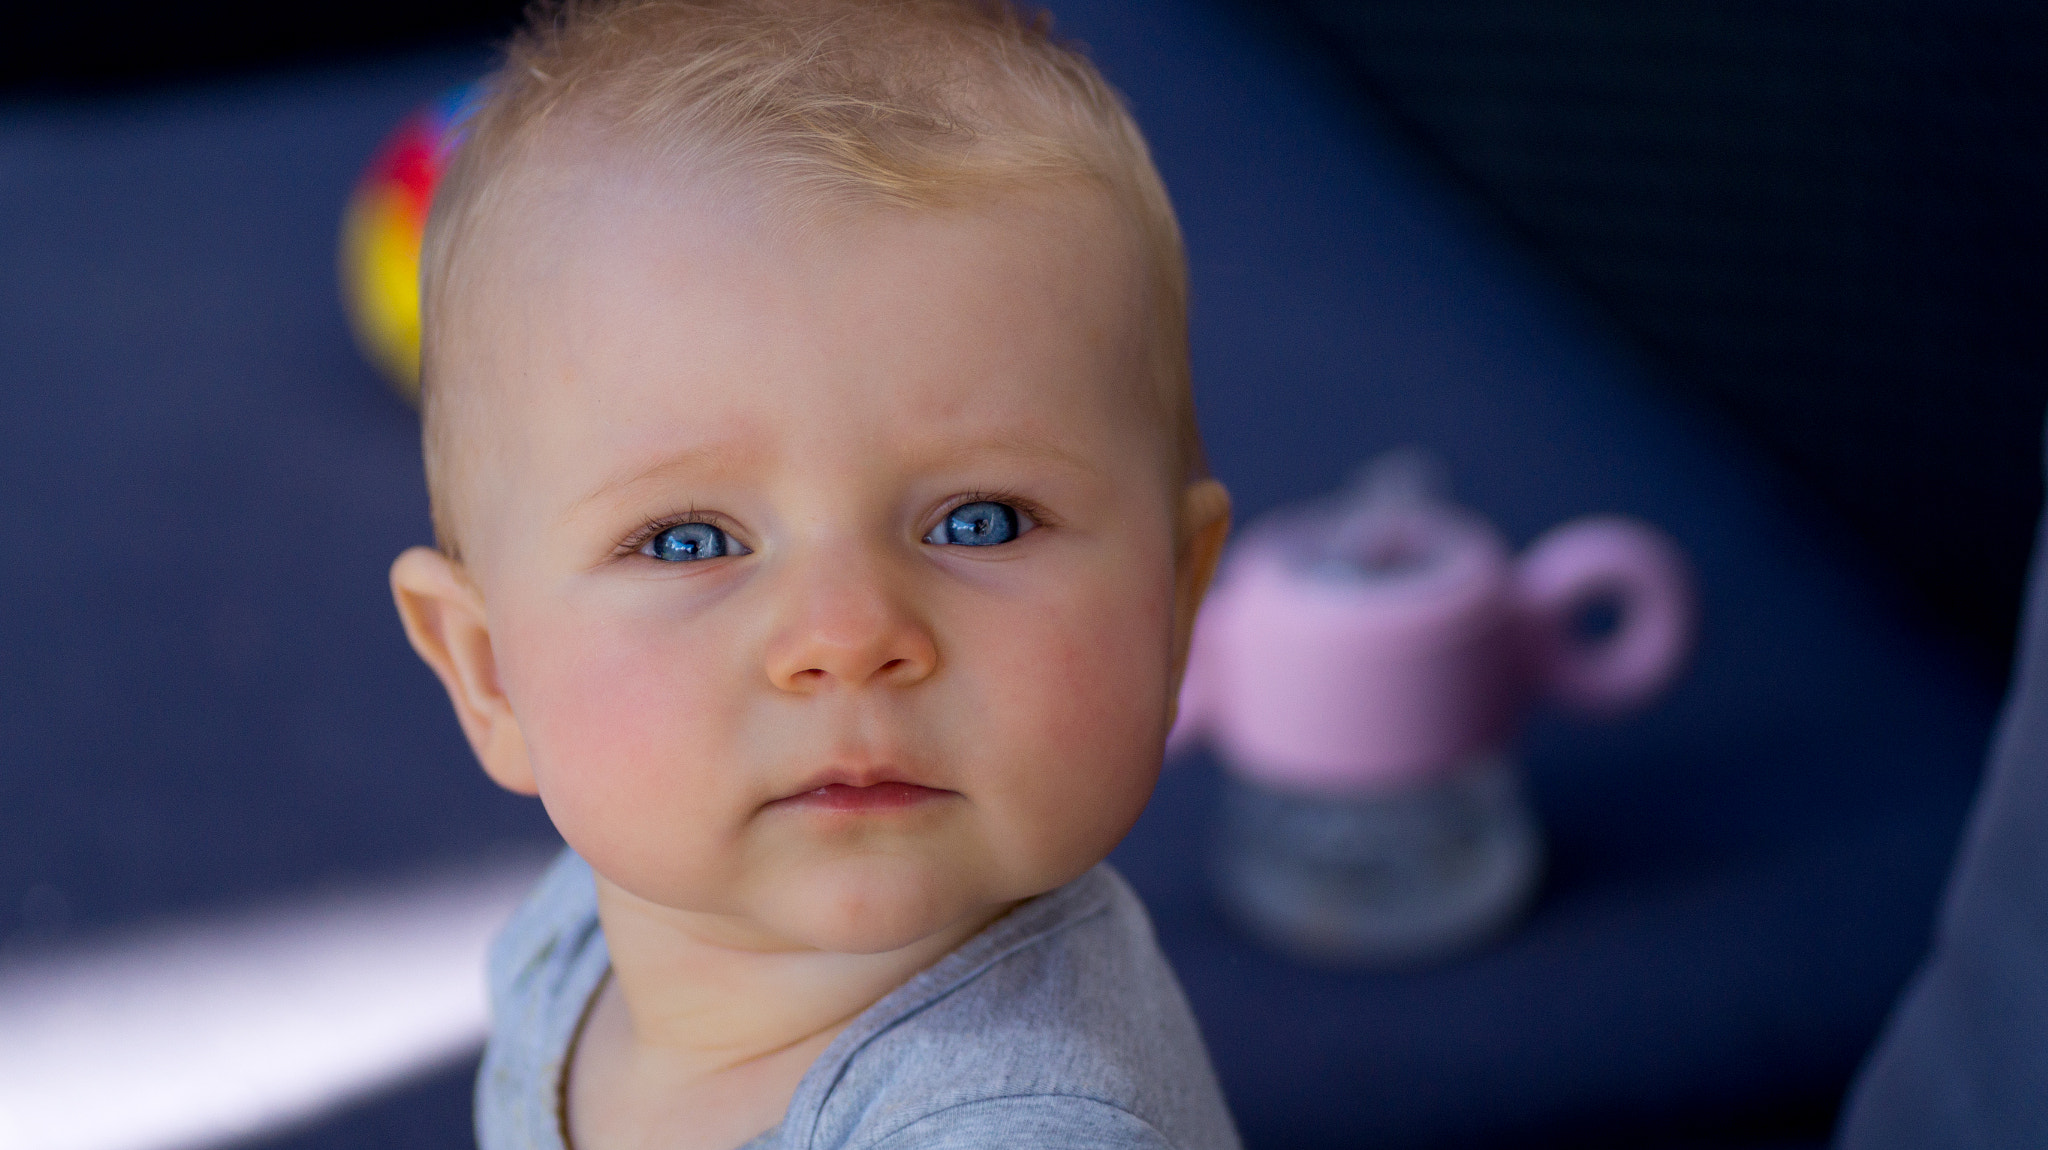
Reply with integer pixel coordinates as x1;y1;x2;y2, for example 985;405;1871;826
590;877;1010;1078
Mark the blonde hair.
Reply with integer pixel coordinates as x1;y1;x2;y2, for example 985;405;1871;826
419;0;1199;555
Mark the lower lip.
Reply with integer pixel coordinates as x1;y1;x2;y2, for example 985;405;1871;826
783;782;948;812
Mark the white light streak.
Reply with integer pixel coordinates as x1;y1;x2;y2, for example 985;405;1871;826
0;857;549;1150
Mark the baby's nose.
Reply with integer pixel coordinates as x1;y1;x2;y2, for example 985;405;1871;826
763;561;937;692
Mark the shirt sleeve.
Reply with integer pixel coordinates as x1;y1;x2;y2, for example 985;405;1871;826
866;1094;1179;1150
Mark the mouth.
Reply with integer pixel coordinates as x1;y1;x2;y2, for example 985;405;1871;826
770;769;953;813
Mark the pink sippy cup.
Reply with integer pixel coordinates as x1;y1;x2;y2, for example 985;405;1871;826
1172;452;1694;965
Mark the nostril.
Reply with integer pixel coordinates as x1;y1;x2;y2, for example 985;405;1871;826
879;658;907;676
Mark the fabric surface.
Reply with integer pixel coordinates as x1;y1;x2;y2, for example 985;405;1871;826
477;854;1240;1150
1836;432;2048;1147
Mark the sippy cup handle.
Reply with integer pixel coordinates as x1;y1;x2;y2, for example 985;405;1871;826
1515;516;1695;715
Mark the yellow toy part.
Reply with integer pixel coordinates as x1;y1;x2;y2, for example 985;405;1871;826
339;86;475;404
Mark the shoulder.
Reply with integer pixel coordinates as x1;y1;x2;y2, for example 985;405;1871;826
484;849;608;1026
476;849;610;1150
795;866;1241;1150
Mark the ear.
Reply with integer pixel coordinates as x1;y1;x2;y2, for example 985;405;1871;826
1169;478;1232;681
389;546;538;795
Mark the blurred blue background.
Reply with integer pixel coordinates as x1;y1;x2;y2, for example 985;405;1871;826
1;1;2041;1147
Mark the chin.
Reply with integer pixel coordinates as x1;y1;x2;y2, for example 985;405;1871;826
766;855;999;955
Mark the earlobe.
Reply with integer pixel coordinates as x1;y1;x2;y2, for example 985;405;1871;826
388;546;539;796
1170;478;1232;675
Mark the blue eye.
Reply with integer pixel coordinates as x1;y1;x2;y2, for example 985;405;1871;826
927;501;1025;547
644;522;742;562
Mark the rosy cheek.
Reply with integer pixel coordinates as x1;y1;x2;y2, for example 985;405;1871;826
976;555;1176;852
496;596;740;856
1068;553;1175;695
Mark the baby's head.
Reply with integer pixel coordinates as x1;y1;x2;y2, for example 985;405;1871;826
391;0;1230;956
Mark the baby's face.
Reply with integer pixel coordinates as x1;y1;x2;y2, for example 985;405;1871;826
436;162;1219;954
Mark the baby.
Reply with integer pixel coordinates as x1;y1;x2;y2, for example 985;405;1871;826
387;0;1237;1146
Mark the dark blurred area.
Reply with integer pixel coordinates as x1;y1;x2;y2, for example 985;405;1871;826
1273;0;2048;680
3;2;526;95
9;0;2046;679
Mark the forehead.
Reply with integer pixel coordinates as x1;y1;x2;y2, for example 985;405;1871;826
438;152;1173;534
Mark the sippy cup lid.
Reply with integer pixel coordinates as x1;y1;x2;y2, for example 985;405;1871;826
1187;450;1524;794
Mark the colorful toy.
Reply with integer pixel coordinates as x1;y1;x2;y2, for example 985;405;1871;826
1171;451;1695;965
339;86;478;404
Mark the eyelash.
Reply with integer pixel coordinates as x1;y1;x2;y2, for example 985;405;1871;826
613;510;734;558
611;492;1054;557
930;490;1053;535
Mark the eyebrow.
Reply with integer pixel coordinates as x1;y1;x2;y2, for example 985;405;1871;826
916;432;1108;482
562;427;1111;525
562;442;752;524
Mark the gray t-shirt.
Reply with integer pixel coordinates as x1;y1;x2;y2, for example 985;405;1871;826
477;851;1242;1150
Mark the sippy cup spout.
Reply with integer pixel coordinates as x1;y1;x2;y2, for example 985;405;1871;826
1309;448;1458;582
